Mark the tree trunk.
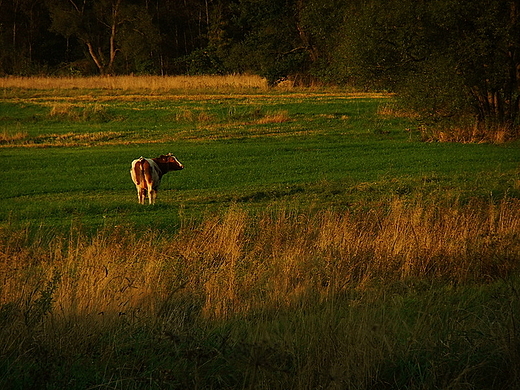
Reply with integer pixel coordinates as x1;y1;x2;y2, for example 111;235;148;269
85;41;106;74
106;0;121;75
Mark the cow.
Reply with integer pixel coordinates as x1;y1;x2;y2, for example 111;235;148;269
130;153;183;204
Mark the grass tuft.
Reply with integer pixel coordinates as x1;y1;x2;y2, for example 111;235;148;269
48;102;112;122
0;129;28;143
256;109;291;124
421;123;517;144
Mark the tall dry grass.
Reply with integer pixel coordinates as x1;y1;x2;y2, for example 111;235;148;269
1;200;519;388
377;103;520;143
1;199;518;322
420;123;518;144
0;74;268;91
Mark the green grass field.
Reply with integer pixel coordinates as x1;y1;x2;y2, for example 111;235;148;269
1;79;520;389
2;89;518;231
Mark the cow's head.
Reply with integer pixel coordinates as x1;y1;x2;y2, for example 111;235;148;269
157;153;184;171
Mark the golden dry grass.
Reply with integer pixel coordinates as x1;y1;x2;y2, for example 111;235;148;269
2;199;518;322
1;75;397;101
422;124;516;144
377;102;519;144
377;102;419;119
1;200;519;389
256;109;291;124
0;74;269;91
0;129;28;143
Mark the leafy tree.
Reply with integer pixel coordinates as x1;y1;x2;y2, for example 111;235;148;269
116;2;160;74
293;0;348;83
340;0;520;136
208;0;314;85
233;0;304;85
209;0;349;86
149;0;213;74
181;0;237;75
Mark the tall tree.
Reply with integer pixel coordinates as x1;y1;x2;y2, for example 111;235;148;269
293;0;348;83
340;0;520;136
211;0;315;85
150;0;213;74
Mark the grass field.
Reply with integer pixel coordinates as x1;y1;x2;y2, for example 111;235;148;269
2;80;518;231
1;76;520;389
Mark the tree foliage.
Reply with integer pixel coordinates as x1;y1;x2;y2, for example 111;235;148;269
340;0;520;135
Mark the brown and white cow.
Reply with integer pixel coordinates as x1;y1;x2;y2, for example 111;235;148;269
130;153;183;204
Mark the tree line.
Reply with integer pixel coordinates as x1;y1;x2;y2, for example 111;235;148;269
2;0;520;135
1;0;347;83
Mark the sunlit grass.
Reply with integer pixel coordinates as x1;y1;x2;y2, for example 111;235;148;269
3;199;519;319
421;123;516;144
1;200;519;388
0;128;28;143
0;74;269;91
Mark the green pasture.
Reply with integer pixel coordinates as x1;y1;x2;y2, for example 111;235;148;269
1;90;519;231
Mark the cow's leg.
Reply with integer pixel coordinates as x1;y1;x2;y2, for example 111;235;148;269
149;182;160;205
138;187;147;204
147;183;156;204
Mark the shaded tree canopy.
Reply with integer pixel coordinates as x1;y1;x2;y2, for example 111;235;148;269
339;0;520;135
1;0;519;134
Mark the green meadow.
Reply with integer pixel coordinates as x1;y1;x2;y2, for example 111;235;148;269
2;89;518;230
1;78;520;389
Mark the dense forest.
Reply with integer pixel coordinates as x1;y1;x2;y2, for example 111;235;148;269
2;0;520;136
2;0;347;83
